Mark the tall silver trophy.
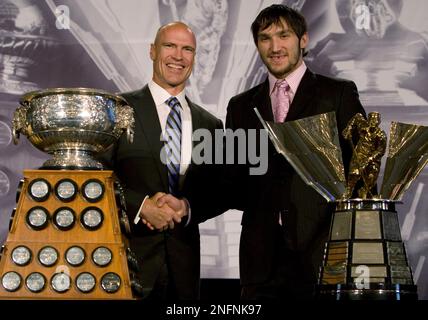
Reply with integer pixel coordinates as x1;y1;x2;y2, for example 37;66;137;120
0;88;142;299
256;109;428;300
12;88;134;169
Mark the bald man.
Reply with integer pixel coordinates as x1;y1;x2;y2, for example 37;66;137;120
104;22;223;300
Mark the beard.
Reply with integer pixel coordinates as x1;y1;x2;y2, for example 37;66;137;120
263;46;303;79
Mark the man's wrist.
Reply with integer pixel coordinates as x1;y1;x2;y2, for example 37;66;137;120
182;197;191;226
133;195;149;225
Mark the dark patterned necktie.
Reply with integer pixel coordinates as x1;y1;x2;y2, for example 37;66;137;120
165;96;182;195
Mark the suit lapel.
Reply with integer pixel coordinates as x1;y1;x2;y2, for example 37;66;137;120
252;79;273;128
286;69;318;122
187;97;201;143
254;70;319;124
184;97;200;181
134;85;169;191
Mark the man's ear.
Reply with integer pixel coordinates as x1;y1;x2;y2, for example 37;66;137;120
300;33;308;50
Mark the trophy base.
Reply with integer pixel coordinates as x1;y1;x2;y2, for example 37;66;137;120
316;284;418;300
317;199;418;300
0;169;141;299
42;150;104;170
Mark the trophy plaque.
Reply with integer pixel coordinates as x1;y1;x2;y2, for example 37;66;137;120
256;109;428;300
0;88;142;299
320;199;417;299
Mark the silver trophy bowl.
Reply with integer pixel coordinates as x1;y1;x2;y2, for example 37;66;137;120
12;88;134;169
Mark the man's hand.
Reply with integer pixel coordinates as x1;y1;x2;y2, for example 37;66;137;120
139;192;176;231
156;194;189;224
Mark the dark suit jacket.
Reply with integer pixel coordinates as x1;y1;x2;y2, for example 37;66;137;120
224;69;366;287
103;85;223;299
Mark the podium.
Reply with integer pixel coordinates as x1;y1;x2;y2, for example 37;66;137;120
0;170;141;299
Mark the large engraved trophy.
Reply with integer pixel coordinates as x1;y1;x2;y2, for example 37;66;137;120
0;88;142;300
256;109;428;300
12;88;134;169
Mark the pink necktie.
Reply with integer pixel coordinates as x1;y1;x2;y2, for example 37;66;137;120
273;79;290;123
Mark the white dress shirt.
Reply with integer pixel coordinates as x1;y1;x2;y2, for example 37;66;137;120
148;80;193;177
134;81;193;225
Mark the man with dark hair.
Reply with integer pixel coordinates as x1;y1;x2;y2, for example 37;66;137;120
251;4;308;56
224;4;366;300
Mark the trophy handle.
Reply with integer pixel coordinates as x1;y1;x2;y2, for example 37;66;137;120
113;104;135;144
12;105;29;145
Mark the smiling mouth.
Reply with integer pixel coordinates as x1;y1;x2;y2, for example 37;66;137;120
269;55;286;62
167;63;185;70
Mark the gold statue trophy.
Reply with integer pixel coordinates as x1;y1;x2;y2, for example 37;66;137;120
256;109;428;300
342;112;387;200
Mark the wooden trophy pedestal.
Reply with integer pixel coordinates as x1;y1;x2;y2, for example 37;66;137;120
0;170;141;300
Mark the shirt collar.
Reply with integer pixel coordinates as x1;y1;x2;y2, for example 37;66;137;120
148;80;186;107
268;61;307;96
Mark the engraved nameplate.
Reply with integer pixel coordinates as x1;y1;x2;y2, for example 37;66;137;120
382;211;401;241
355;210;381;239
352;242;384;264
351;266;387;278
331;211;352;240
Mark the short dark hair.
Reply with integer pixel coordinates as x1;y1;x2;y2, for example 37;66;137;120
251;4;308;54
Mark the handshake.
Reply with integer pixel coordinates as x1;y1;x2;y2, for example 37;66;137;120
136;192;189;231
